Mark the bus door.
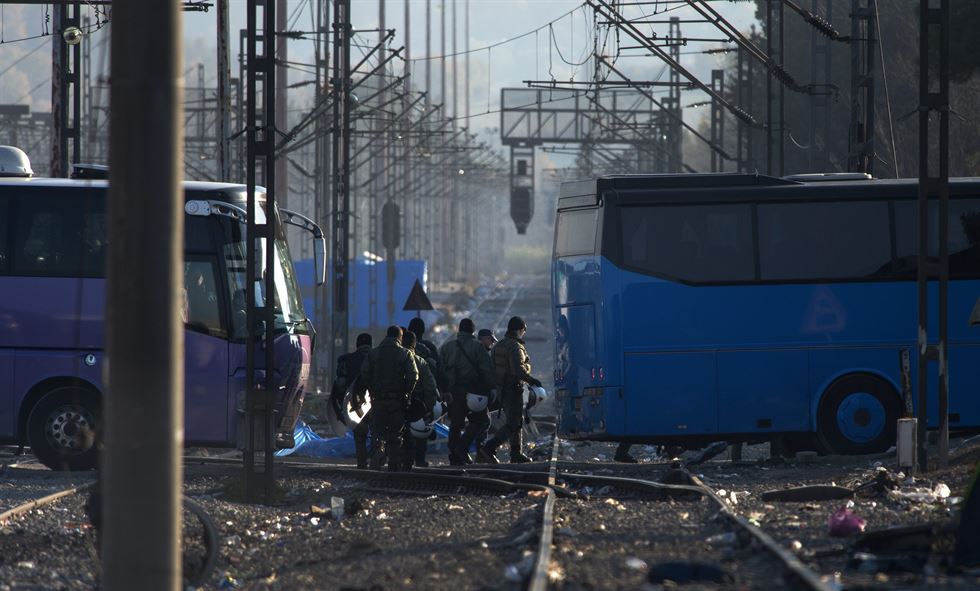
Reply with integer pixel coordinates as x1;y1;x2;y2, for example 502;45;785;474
558;304;605;434
182;257;230;443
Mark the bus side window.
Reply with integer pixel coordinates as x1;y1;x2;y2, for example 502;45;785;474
183;260;224;338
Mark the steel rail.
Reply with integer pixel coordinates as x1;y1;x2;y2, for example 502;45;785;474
689;473;834;591
0;481;95;524
525;434;560;591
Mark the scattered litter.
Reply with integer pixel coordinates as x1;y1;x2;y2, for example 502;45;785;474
706;532;737;546
309;517;320;526
15;561;34;569
604;498;626;511
648;561;733;584
376;512;389;520
527;490;548;498
887;482;952;504
218;573;240;589
625;557;648;571
447;504;464;510
828;507;867;537
223;535;241;547
790;540;803;552
310;505;329;517
331;496;345;521
679;512;690;520
761;485;854;502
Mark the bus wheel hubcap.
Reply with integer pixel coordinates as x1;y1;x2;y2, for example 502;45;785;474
46;406;94;452
836;392;885;444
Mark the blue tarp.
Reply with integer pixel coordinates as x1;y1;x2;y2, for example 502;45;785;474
276;420;451;458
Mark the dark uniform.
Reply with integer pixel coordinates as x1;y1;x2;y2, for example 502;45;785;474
481;329;542;463
355;332;419;471
402;346;441;469
438;326;494;465
333;336;373;468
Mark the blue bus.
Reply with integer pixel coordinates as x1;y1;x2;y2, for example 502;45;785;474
552;173;980;455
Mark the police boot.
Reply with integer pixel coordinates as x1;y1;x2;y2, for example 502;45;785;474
448;430;465;466
509;432;531;464
369;442;386;470
455;435;474;465
477;437;501;464
355;437;368;470
414;439;429;468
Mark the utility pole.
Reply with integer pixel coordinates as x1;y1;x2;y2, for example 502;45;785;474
314;0;331;390
916;0;950;471
244;0;279;505
50;1;82;178
217;0;232;180
710;70;724;173
667;17;682;172
848;0;876;175
765;0;785;176
102;0;183;587
808;0;833;173
275;0;289;207
331;0;353;364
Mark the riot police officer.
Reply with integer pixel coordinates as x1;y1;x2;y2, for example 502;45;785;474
408;317;445;390
439;318;494;465
479;316;542;464
333;333;373;468
354;326;418;471
401;330;442;469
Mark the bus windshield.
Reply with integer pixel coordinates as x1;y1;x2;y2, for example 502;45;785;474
217;202;306;339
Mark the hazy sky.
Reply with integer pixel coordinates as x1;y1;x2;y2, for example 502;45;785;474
0;0;756;137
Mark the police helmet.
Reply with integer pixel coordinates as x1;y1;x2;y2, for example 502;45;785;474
342;389;372;427
408;418;432;439
432;401;447;420
524;385;548;409
466;392;489;412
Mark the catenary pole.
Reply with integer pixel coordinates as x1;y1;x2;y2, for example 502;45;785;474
101;0;184;588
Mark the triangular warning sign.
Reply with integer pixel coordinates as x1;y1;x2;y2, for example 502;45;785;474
403;279;434;311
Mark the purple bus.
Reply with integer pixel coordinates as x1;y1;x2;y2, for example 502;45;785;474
0;168;321;470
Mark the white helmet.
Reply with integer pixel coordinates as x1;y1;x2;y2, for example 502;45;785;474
526;385;548;408
466;392;489;412
342;389;372;427
408;418;432;439
0;146;33;177
432;401;447;420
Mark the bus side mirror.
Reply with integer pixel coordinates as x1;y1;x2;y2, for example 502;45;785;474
313;236;326;287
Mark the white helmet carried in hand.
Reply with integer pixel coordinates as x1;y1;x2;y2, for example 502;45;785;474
432;401;447;420
466;392;489;412
342;389;372;427
408;418;432;439
526;385;548;408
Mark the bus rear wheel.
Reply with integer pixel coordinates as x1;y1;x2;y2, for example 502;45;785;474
27;387;101;471
817;374;899;456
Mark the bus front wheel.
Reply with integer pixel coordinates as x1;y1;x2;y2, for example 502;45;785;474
27;387;101;471
817;374;900;456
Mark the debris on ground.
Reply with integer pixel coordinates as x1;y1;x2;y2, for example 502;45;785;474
685;441;729;467
887;482;952;505
828;507;867;537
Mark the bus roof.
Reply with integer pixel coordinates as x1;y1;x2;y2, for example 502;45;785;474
0;176;262;199
558;173;980;210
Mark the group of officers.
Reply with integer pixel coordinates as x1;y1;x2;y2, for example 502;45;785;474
330;316;544;471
